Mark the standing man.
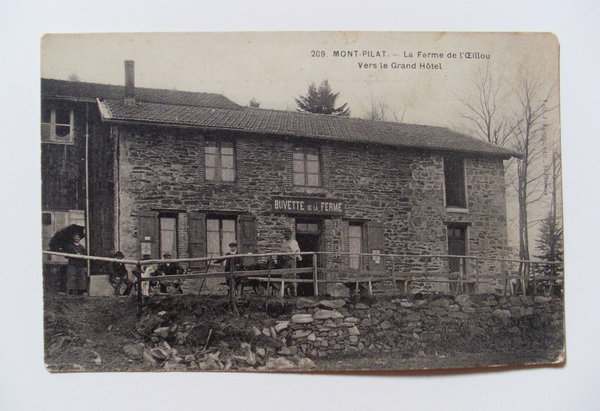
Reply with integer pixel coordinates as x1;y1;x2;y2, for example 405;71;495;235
217;242;244;273
280;229;302;268
279;229;301;296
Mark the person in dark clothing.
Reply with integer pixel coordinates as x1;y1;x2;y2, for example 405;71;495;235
216;242;244;291
64;233;87;295
216;242;244;272
108;251;134;295
156;252;185;293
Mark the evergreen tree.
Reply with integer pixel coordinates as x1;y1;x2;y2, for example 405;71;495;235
295;80;350;116
534;212;564;276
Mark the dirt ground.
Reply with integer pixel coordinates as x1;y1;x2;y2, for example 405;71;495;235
43;291;563;373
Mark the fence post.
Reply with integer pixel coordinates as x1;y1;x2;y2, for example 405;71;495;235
228;257;239;315
475;258;480;294
312;253;319;297
136;263;142;316
424;258;429;292
391;256;399;293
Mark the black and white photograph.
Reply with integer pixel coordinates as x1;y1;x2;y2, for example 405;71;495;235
41;32;566;372
40;31;565;373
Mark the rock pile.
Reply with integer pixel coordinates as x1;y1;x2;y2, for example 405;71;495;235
121;293;563;370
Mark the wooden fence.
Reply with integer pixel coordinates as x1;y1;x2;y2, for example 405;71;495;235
42;250;563;313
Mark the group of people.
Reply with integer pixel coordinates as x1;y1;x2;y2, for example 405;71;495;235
110;252;186;296
64;228;303;296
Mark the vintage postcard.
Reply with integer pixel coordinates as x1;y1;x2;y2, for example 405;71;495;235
41;31;563;372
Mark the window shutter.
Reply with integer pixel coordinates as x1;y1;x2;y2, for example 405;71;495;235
239;214;257;254
137;211;158;260
366;221;385;271
188;212;207;269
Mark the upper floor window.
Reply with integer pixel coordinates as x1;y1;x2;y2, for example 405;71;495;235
293;147;321;187
444;156;467;209
205;140;235;182
42;107;74;144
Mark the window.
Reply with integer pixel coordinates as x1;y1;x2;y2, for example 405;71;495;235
444;157;467;209
42;107;74;144
349;223;364;269
205;140;235;182
293;147;321;187
159;215;178;257
206;217;236;259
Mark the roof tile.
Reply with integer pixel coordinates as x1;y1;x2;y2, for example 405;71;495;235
42;78;519;158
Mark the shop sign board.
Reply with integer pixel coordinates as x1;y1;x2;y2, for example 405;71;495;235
272;196;345;216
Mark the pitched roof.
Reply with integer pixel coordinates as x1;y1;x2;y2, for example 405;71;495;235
42;78;520;158
42;78;241;110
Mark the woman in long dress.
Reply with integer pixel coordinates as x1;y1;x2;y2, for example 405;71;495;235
64;233;87;295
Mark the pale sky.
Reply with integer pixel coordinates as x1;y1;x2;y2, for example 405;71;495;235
41;32;559;129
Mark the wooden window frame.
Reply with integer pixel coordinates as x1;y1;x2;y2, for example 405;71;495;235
159;213;179;258
293;147;322;187
205;140;236;183
443;156;468;210
206;215;237;259
41;107;74;144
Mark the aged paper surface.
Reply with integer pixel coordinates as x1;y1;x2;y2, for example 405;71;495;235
41;32;563;373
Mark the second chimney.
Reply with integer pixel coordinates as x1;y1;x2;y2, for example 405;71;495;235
124;60;135;106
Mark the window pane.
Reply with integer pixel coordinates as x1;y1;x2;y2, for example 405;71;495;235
307;223;319;232
161;217;176;230
221;154;234;169
307;153;319;162
349;225;362;238
293;160;305;173
294;173;305;186
307;161;319;174
55;109;71;125
293;152;304;160
222;168;235;181
207;231;220;258
221;144;234;155
205;142;217;153
297;223;307;232
222;219;235;233
307;174;320;186
207;219;219;232
55;125;71;139
205;153;215;167
205;167;215;181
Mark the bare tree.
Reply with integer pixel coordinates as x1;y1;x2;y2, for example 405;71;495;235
511;70;557;270
457;64;513;147
360;93;409;123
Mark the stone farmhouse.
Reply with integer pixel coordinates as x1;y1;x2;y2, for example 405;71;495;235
42;61;520;295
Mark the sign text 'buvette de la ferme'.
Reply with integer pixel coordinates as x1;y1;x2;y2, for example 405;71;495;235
272;197;345;216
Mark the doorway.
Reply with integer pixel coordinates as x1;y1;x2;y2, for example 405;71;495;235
447;224;468;293
295;219;321;296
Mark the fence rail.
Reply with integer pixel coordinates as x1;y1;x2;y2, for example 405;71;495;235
43;250;563;313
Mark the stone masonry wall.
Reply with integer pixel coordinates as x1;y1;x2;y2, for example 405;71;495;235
268;294;564;359
116;124;509;291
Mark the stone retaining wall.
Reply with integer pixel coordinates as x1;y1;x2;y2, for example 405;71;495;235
267;294;564;358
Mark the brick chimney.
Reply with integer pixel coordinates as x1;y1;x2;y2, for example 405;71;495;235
124;60;135;106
